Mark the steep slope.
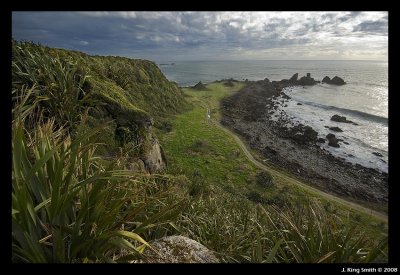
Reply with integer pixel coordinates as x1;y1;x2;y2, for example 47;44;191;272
12;40;187;172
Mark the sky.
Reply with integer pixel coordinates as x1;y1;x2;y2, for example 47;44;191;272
12;11;388;62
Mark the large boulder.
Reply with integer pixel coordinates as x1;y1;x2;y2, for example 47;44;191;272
141;235;219;263
326;133;340;147
142;138;166;172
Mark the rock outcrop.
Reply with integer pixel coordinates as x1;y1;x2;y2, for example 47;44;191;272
329;126;343;132
298;73;319;86
331;114;354;123
322;76;346;85
330;76;346;85
142;236;219;263
289;73;298;82
326;133;340;147
142;137;166;173
290;125;318;144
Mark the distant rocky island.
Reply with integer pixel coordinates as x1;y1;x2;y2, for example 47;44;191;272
277;72;346;87
220;73;387;205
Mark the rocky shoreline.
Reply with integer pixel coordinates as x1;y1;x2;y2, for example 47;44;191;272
220;75;388;206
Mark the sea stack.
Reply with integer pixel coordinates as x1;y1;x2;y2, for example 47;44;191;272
322;76;346;85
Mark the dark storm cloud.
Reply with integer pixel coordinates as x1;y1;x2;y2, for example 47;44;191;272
12;11;388;60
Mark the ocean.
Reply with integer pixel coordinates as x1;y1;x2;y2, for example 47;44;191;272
159;60;388;173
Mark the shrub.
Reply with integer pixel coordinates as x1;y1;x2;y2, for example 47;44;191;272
246;191;265;204
256;171;274;188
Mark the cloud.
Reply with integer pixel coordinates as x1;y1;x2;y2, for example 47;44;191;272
353;20;388;34
12;11;388;61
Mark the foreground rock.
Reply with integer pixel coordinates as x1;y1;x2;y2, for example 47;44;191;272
322;76;346;85
141;236;219;263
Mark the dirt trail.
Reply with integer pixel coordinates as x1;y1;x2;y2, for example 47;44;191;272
213;119;388;222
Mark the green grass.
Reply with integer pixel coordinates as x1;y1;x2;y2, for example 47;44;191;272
160;106;258;192
158;81;388;262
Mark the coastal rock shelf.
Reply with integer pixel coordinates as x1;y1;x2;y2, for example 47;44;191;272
220;74;387;205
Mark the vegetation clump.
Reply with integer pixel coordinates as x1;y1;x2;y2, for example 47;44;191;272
256;171;274;188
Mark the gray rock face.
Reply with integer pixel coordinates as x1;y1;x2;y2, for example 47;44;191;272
142;236;219;263
142;138;166;173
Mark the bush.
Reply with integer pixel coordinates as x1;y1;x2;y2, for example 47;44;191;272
246;191;266;204
158;121;173;133
256;171;274;188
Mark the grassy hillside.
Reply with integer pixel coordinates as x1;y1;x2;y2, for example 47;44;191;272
12;40;187;162
11;41;387;263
